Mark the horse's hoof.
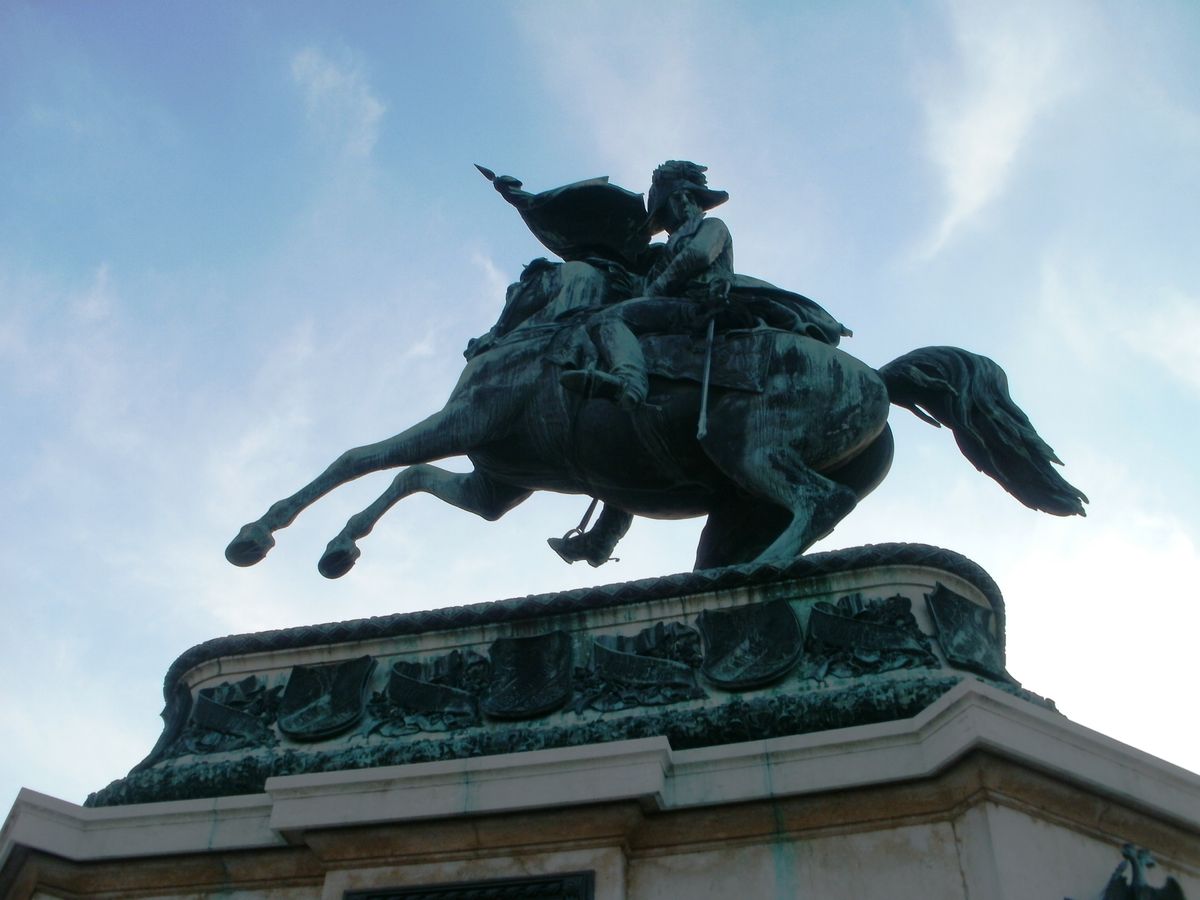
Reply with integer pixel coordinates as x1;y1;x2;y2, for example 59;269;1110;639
225;523;275;567
318;540;361;579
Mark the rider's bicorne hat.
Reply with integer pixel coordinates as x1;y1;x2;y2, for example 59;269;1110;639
645;160;729;234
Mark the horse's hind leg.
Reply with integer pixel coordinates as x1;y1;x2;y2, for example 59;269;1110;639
700;440;858;568
825;425;894;501
226;405;479;567
318;466;531;578
695;499;792;570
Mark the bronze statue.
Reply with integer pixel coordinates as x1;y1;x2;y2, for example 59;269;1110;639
226;162;1086;578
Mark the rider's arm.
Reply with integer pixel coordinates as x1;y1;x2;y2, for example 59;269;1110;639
645;218;731;297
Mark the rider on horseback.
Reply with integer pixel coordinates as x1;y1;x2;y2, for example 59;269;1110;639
474;159;847;373
224;163;1086;580
558;160;736;409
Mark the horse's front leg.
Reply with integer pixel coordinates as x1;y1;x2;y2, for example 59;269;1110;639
225;401;489;567
318;467;531;578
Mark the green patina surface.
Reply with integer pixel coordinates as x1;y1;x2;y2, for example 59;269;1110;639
88;548;1040;808
224;162;1085;583
88;672;1048;807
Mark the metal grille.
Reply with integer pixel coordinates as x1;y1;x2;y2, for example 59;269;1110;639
346;871;594;900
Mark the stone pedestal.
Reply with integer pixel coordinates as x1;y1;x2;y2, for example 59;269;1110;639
3;545;1197;898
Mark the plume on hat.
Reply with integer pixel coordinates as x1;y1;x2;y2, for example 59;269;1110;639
646;160;728;233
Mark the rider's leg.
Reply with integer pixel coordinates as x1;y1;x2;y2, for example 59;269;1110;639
319;466;531;578
560;312;648;410
595;316;650;403
559;299;694;409
546;504;633;567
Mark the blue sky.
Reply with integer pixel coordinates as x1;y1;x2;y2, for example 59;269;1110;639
2;1;1198;811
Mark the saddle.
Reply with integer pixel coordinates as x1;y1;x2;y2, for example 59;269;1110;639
643;332;772;393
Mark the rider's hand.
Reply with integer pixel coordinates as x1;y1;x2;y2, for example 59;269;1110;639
703;277;732;308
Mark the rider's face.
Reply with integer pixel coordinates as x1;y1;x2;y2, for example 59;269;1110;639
662;192;696;233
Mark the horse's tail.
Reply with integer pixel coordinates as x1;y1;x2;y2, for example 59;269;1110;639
877;346;1088;517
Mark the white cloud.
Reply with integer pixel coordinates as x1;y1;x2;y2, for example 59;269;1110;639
470;249;510;308
1037;254;1200;399
71;262;115;322
0;263;148;456
996;460;1200;773
509;4;750;180
914;1;1083;259
399;329;438;360
291;47;385;159
0;675;155;807
1137;289;1200;393
203;319;320;515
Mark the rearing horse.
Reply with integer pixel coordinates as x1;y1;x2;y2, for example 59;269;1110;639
225;296;1087;576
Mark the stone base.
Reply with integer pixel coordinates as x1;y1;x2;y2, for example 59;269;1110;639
87;544;1031;807
4;547;1198;897
3;682;1198;898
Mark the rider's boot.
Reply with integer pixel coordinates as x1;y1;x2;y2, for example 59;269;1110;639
547;530;613;567
548;503;633;566
552;532;609;566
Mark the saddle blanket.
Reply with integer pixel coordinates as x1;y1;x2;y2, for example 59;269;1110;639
643;331;771;393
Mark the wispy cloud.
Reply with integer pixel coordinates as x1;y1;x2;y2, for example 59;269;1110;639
0;658;156;805
0;263;146;454
1037;255;1200;398
72;262;115;321
291;47;385;159
470;249;509;304
509;3;755;181
914;2;1083;259
1126;288;1200;394
512;5;684;170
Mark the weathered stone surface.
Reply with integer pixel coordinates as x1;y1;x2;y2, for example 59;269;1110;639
6;684;1200;898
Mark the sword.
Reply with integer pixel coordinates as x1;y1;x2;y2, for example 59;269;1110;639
696;279;729;439
696;317;716;440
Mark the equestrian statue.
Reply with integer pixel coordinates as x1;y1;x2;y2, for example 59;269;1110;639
226;161;1086;577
